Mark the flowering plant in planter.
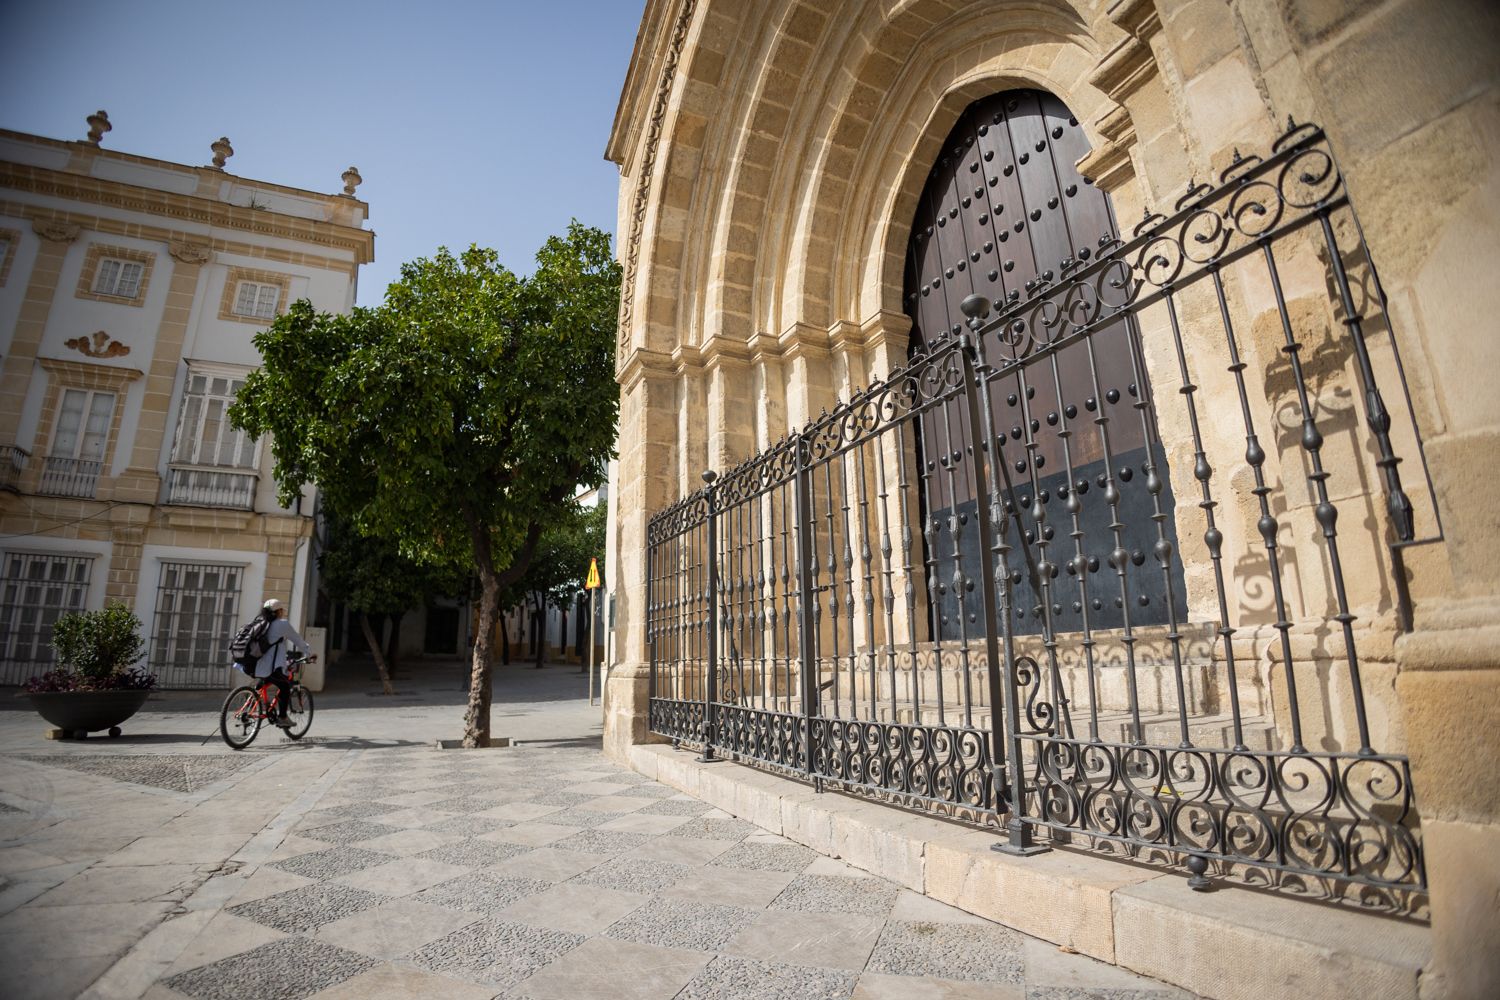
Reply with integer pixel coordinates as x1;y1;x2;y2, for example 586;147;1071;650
25;603;156;693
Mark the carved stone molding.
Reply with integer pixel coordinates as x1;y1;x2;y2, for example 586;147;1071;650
65;331;130;359
1077;0;1164;191
32;219;81;243
617;0;699;367
168;240;212;264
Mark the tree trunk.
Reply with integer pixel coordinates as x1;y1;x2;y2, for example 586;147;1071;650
360;613;396;695
460;512;543;749
386;612;404;678
533;595;546;669
463;573;499;747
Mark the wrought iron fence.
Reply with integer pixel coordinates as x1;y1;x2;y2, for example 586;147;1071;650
645;123;1437;899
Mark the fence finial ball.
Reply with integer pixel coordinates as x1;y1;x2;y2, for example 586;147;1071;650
960;294;991;323
702;469;718;484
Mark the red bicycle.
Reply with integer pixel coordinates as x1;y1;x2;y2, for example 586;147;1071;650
218;652;316;749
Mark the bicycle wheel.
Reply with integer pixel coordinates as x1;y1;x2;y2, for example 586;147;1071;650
284;686;314;740
220;686;263;750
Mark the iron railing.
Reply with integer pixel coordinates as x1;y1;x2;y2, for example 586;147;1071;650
645;123;1435;902
0;446;28;492
37;456;101;498
166;465;257;510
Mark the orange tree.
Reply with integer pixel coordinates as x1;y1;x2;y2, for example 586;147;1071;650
231;223;619;746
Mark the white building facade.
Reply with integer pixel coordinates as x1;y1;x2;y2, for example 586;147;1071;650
0;115;373;688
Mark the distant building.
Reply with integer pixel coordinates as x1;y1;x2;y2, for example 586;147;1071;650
0;113;373;688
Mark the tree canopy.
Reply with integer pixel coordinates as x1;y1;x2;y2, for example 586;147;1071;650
232;222;620;744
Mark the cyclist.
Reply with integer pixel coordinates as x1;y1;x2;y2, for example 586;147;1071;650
251;598;310;728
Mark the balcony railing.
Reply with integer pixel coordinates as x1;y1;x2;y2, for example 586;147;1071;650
37;456;101;498
0;445;28;491
166;465;257;510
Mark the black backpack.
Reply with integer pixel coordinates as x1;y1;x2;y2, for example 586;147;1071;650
230;612;281;672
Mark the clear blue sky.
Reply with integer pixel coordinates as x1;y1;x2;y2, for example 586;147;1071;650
0;0;645;306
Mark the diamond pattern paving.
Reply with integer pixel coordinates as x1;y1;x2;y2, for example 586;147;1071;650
164;937;377;1000
17;753;254;793
226;882;389;934
9;713;1195;1000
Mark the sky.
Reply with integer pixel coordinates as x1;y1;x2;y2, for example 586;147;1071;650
0;0;647;306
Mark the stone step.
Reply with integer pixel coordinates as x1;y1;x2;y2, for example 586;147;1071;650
630;744;1430;1000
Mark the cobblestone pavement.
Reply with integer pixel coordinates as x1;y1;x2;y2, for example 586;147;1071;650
0;664;1195;999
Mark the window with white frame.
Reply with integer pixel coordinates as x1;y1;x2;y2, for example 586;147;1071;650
93;257;145;299
0;552;93;684
149;561;242;687
170;371;258;469
52;389;115;463
232;280;281;319
38;388;116;498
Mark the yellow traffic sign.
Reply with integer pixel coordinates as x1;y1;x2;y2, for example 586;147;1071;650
585;557;601;590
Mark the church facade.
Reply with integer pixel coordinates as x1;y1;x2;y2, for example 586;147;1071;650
603;2;1499;995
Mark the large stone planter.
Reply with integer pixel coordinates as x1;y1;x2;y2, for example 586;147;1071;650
23;689;151;737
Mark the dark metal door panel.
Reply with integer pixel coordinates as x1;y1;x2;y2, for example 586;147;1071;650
902;89;1187;638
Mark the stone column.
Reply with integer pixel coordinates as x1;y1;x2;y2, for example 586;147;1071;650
604;357;679;762
0;220;80;444
114;241;210;503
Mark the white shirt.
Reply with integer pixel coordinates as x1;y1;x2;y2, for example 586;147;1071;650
254;617;309;678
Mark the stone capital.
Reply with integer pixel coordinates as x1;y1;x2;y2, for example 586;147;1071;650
168;240;212;264
32;218;81;243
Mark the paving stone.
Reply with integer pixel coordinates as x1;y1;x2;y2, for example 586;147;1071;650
665;817;759;840
624;783;689;799
299;820;402;845
725;910;885;971
414;838;533;867
269;847;398;880
496;880;648;935
676;955;858;1000
408;917;585;989
491;847;606;883
411;871;552;914
301;961;497;1000
483;822;582;847
314;898;483;959
1024;990;1182;1000
334;857;473;896
551;829;652;856
853;971;1023;999
542;808;629;830
865;919;1025;983
569;857;695;893
662;865;798;910
771;873;901;915
708;841;819;873
422;814;514;836
164;936;376;1000
504;935;710;1000
304;802;400;823
355;827;464;856
427;794;509;813
603;896;760;952
516;788;596;807
637;797;715;816
17;754;254;794
226;882;389;934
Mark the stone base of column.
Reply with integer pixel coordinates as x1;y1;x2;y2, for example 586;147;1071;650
602;660;666;765
1395;599;1500;999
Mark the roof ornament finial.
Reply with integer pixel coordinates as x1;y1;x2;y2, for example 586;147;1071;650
85;110;111;146
210;137;234;170
341;166;363;197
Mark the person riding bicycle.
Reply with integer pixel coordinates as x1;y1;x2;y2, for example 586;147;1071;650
252;598;310;728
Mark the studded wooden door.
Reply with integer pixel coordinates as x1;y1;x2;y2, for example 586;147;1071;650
903;88;1187;638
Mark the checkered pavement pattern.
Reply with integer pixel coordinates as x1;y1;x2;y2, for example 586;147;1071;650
155;745;1189;1000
